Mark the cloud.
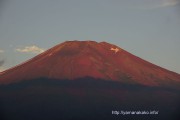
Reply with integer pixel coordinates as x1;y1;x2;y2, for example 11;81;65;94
0;60;6;72
0;59;6;72
160;0;179;7
0;49;4;53
0;59;5;67
134;0;179;9
16;45;45;54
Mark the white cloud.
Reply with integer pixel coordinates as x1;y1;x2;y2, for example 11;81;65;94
16;45;45;54
0;49;4;53
160;0;179;7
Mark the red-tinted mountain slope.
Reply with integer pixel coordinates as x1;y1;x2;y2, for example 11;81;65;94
0;41;180;87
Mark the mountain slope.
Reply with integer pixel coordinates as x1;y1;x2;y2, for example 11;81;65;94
0;41;180;88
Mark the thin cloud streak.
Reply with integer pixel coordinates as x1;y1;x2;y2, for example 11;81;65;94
134;0;179;9
160;0;179;7
0;49;4;53
0;59;5;72
0;59;5;66
16;45;45;54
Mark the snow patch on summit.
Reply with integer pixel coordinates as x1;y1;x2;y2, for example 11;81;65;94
110;47;119;53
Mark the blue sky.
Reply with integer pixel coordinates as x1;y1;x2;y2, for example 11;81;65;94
0;0;180;73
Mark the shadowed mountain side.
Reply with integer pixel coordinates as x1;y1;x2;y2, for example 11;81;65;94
0;77;179;120
0;41;180;120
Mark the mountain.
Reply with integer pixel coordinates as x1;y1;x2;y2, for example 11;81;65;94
0;40;180;120
0;41;180;87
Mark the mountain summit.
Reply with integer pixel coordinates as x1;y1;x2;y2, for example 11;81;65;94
0;40;180;88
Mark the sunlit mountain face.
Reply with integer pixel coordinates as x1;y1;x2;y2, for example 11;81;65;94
0;41;180;120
